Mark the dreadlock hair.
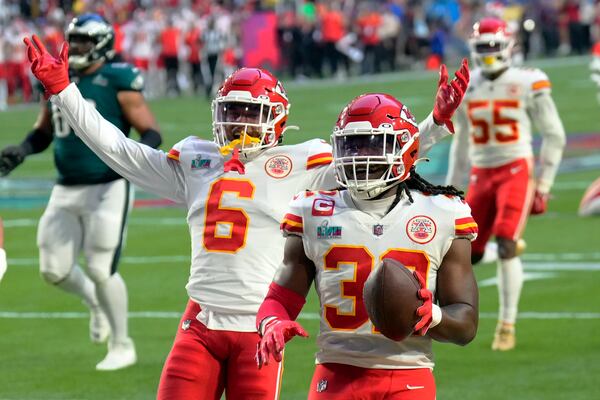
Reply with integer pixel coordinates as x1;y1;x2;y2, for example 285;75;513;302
386;166;464;214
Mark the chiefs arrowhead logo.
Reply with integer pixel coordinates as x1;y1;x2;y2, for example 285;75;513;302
264;155;293;178
406;215;437;244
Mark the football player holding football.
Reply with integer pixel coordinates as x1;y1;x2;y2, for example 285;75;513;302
446;17;566;351
24;32;468;398
1;14;162;370
256;93;479;400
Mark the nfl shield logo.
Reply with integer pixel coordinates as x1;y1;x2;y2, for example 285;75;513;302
373;224;384;236
182;319;192;330
316;379;328;393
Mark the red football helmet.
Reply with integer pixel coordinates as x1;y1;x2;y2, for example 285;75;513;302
332;93;420;199
212;68;290;155
470;17;514;73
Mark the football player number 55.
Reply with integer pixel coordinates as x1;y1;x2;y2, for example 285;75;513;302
324;246;430;331
203;178;255;253
468;100;520;144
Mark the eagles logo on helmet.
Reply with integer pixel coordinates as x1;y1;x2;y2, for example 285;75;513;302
332;93;420;199
66;13;115;71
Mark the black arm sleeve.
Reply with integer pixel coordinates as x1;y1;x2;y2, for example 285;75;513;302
20;128;53;155
138;128;162;149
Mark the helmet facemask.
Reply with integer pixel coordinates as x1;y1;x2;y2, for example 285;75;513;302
470;23;514;74
333;121;419;200
212;91;287;156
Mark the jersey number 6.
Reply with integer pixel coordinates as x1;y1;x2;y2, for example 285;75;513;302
203;178;255;253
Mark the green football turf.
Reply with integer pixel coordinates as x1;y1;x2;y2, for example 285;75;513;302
1;57;599;399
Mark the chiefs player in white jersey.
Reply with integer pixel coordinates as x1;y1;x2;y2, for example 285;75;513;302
256;93;479;400
24;34;468;399
446;17;566;351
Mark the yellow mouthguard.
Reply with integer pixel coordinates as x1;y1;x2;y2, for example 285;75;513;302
219;136;261;155
482;55;496;66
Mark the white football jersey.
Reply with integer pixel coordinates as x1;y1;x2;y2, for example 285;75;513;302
282;189;477;369
166;137;337;330
447;66;565;191
457;66;552;168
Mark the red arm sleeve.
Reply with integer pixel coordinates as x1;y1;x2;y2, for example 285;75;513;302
256;282;307;331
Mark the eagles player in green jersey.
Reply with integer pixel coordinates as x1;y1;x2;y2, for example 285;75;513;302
0;14;162;371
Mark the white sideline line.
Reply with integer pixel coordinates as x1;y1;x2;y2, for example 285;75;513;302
5;256;600;267
552;181;598;190
478;272;557;287
3;217;186;228
7;255;191;266
0;311;598;320
523;253;600;261
523;263;600;271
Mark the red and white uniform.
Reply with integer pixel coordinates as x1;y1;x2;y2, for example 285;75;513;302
283;190;476;368
447;67;565;251
51;83;449;398
168;137;336;330
282;189;476;397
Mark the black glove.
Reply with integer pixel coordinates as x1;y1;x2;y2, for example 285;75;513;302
0;145;27;176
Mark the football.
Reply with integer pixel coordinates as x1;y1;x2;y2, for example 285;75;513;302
363;258;422;341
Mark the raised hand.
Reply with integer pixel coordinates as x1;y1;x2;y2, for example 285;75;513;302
413;270;434;336
23;35;70;96
255;319;308;369
433;58;470;133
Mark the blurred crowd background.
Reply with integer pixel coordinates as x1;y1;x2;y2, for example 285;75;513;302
1;0;600;108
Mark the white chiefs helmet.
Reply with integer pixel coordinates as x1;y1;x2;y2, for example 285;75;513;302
470;17;514;74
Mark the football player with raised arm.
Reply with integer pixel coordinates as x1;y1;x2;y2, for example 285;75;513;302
0;15;162;370
23;32;468;399
446;17;566;351
255;93;479;400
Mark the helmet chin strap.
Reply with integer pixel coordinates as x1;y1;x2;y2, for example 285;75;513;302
350;179;403;200
414;157;429;166
281;125;299;135
482;65;509;80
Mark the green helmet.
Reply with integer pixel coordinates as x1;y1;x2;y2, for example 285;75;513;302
66;13;115;70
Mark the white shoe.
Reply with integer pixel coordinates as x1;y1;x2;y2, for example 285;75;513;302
96;338;137;371
481;241;499;264
481;239;527;264
89;306;110;344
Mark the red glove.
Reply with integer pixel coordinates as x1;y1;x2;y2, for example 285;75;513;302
531;191;549;215
23;35;70;96
413;270;434;336
433;58;470;133
255;318;308;369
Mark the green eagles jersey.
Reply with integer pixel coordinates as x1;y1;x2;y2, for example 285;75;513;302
50;62;144;185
